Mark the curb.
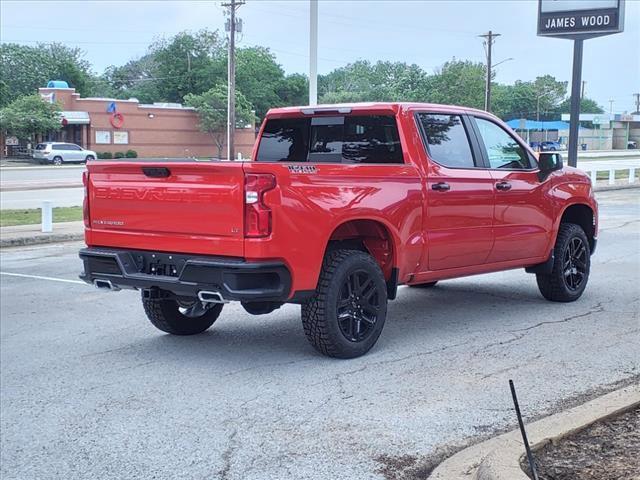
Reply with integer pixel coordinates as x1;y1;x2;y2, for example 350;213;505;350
593;183;640;192
0;232;84;248
428;383;640;480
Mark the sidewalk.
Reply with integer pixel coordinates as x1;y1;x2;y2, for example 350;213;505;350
0;221;84;248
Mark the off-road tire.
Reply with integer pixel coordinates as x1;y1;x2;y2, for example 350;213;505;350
142;294;223;335
301;249;388;359
536;222;591;302
408;281;438;288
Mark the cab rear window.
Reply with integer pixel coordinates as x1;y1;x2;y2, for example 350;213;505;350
256;115;403;164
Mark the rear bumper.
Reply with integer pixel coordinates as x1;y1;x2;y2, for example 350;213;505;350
79;247;292;302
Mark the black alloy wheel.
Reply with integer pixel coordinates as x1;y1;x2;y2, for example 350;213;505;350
563;236;587;291
336;269;380;342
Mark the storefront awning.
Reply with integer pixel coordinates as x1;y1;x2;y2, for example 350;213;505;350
60;111;90;125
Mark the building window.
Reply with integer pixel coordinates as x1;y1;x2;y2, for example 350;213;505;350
113;131;129;144
95;131;111;144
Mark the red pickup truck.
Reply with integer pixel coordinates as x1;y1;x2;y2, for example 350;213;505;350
80;103;597;358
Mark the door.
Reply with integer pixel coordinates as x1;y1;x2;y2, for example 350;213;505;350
471;116;554;263
67;144;83;161
416;113;495;271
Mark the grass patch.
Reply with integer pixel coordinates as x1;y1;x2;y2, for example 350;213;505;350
0;206;83;227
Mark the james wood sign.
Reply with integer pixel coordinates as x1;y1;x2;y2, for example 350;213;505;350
538;0;624;38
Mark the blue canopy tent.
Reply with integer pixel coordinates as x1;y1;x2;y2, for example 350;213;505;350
505;119;585;145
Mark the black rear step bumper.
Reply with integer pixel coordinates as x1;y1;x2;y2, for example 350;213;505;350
79;247;292;302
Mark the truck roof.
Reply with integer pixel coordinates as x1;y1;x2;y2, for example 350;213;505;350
266;102;488;117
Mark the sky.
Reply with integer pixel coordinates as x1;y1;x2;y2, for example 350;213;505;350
1;0;639;113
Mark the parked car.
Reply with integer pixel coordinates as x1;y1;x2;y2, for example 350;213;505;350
540;141;566;151
33;142;96;165
79;103;598;358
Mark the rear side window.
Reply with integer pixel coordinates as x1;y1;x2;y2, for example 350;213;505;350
417;114;475;168
256;115;404;164
52;144;64;150
35;144;47;150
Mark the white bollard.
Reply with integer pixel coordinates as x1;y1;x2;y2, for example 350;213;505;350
609;169;615;186
41;200;53;233
590;170;597;185
629;168;636;184
237;152;242;161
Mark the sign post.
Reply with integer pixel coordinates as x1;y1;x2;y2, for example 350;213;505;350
537;0;625;167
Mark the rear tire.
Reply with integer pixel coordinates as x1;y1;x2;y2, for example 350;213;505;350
52;156;63;166
408;281;438;288
301;249;388;359
142;293;223;335
536;223;590;302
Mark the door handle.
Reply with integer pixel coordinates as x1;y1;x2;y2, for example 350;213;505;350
432;182;450;192
496;181;512;191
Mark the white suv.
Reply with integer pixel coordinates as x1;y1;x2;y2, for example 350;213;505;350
33;142;97;165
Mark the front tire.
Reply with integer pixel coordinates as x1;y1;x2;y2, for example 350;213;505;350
301;249;388;358
85;155;95;162
142;293;223;335
536;223;591;302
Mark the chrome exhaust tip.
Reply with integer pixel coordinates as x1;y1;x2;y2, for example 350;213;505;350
94;279;120;291
197;290;227;304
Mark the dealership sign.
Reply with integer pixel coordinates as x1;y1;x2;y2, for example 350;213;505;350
538;0;625;38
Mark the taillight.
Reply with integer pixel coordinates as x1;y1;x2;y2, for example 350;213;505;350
82;170;90;228
244;173;276;238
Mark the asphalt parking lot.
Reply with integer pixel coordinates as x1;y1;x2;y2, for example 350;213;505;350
1;189;639;480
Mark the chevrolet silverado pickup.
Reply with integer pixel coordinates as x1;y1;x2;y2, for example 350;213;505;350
79;103;598;358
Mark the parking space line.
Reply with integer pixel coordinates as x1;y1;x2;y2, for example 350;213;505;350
0;272;87;285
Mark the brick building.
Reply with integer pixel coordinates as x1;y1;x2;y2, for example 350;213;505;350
34;83;256;159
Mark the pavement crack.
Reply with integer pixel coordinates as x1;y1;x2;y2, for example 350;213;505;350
509;303;604;333
600;219;640;231
217;427;239;480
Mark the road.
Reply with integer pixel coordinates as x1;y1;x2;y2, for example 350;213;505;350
1;154;639;209
1;190;639;480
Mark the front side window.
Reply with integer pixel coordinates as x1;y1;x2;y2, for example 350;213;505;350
256;115;403;164
417;114;475;168
475;118;531;169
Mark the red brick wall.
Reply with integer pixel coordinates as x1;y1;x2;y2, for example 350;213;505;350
40;88;256;159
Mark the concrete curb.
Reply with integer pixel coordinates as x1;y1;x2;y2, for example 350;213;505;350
594;183;640;192
428;383;640;480
0;232;84;248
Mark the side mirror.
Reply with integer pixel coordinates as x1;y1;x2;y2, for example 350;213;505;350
537;152;563;181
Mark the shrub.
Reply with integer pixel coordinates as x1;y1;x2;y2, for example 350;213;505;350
97;152;112;159
114;151;125;159
125;149;138;158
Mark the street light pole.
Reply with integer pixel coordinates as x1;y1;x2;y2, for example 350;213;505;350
309;0;318;106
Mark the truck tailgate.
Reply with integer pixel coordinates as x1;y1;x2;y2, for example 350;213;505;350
85;161;245;257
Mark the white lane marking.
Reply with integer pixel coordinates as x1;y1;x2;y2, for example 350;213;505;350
0;271;87;285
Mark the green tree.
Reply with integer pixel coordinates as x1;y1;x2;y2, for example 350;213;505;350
0;43;92;106
425;60;487;109
0;94;62;141
555;97;604;114
151;30;226;103
277;73;308;107
319;60;430;103
185;84;255;159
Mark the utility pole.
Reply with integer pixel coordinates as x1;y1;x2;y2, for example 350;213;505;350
609;99;614;115
479;31;500;112
222;0;244;160
634;93;640;114
309;0;318;106
581;80;586;99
